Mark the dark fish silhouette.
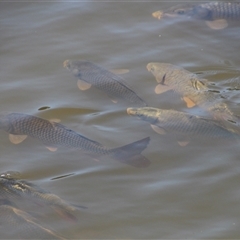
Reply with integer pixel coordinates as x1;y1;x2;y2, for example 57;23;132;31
147;62;239;125
0;112;150;168
63;60;147;106
152;2;240;29
127;107;240;145
0;172;81;222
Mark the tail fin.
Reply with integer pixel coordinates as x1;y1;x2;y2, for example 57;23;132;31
110;137;151;168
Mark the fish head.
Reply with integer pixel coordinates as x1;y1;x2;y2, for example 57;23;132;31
63;59;93;78
147;62;176;84
0;112;12;131
127;107;161;124
153;3;212;20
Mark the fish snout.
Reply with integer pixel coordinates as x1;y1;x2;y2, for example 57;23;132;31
146;63;152;72
63;59;71;69
127;108;133;115
152;11;164;19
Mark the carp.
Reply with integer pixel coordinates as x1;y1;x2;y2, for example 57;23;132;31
127;107;240;146
63;60;147;106
0;112;150;168
152;2;240;29
0;172;81;222
147;62;239;125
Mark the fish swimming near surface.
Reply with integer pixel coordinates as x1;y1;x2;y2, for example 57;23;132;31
152;2;240;29
0;201;66;239
127;107;240;146
0;172;82;222
63;60;147;106
0;112;150;168
146;62;239;125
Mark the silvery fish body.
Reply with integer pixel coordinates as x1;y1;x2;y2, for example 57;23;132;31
147;62;238;124
157;2;240;21
0;172;79;222
0;112;150;168
127;107;239;140
63;60;146;106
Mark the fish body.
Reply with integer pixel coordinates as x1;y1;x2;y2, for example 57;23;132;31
0;173;78;221
152;2;240;29
127;107;239;140
0;112;150;167
0;204;65;239
63;60;146;106
147;62;238;124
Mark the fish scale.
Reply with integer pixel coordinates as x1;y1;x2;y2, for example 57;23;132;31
127;107;240;140
0;112;150;168
147;62;239;124
199;2;240;20
63;60;147;106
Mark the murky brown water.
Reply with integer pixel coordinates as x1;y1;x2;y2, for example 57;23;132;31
1;1;240;239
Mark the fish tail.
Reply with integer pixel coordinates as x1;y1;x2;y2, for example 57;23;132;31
110;137;150;168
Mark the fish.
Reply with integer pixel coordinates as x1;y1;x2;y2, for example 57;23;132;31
0;112;150;168
0;172;81;222
0;198;66;239
63;60;147;106
152;2;240;29
0;203;66;239
127;107;240;145
146;62;239;125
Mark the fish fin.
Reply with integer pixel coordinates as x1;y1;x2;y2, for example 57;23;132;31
49;118;61;123
205;19;228;30
77;79;92;91
110;69;129;74
110;98;118;103
46;146;58;152
111;137;151;168
155;84;171;94
177;141;189;147
182;97;196;108
9;134;27;144
151;124;166;135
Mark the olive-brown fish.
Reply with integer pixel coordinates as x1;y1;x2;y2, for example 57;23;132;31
0;172;81;222
127;107;240;144
147;62;239;125
152;2;240;29
0;112;150;168
63;60;147;106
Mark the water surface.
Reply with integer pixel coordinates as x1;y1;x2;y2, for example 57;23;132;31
1;1;240;238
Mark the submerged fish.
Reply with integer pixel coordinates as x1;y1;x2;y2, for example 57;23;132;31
0;202;65;239
147;62;239;124
63;60;146;106
0;172;81;222
0;112;150;168
127;107;240;145
152;2;240;29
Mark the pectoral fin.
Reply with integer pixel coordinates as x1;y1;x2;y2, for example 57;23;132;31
154;84;171;94
49;118;61;123
46;146;58;152
205;19;228;30
151;124;166;135
111;98;118;103
182;97;196;108
77;79;92;91
9;134;27;144
177;141;189;147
